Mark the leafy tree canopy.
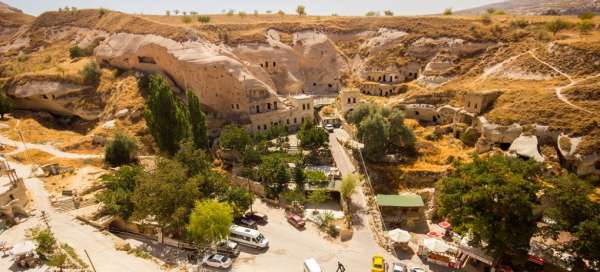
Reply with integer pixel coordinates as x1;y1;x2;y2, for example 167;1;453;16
436;154;543;259
187;200;233;246
98;165;143;220
219;124;251;151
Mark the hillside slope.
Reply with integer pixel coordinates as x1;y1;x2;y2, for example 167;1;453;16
456;0;600;15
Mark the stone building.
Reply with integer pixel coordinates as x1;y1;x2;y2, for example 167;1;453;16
463;90;502;115
402;104;441;123
336;88;361;114
0;160;29;225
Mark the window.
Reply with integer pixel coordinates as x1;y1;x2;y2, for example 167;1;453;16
467;102;471;107
328;84;332;88
287;119;290;125
301;117;304;123
353;98;356;103
236;104;240;109
257;126;261;130
274;101;277;109
265;61;268;68
474;104;478;109
312;82;316;86
231;104;235;109
415;111;419;116
267;103;271;110
260;63;263;67
273;62;276;67
302;104;305;110
294;118;297;124
347;98;351;104
263;125;267;130
256;105;260;113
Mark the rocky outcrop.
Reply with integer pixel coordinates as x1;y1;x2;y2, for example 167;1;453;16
476;116;522;144
558;134;600;176
509;134;545;162
7;80;102;120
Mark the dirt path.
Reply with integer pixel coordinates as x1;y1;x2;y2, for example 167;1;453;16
528;51;597;115
0;134;102;159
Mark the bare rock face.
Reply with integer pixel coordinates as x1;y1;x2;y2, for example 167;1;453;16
476;116;523;144
476;137;493;154
7;80;103;120
509;134;545;162
558;134;600;176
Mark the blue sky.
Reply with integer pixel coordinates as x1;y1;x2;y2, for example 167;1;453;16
5;0;499;16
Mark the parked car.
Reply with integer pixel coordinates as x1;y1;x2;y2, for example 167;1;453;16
372;255;386;272
216;240;240;257
286;213;306;229
229;225;269;249
409;267;426;272
203;253;232;269
325;124;335;133
245;211;268;224
303;258;322;272
235;216;257;229
392;262;408;272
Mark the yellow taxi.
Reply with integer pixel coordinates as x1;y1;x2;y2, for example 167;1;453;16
371;255;385;272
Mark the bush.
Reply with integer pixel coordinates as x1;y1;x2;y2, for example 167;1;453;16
546;19;571;35
459;129;480;147
579;12;596;20
281;190;306;204
296;5;306;16
99;7;109;16
238;11;247;18
277;10;285;16
365;11;378;16
481;14;492;25
307;189;330;204
80;62;101;85
510;19;529;29
227;9;234;16
384;10;394;16
104;132;138;166
577;20;595;34
197;15;210;23
181;15;192;23
305;170;328;184
0;92;14;119
443;8;452;16
69;46;85;58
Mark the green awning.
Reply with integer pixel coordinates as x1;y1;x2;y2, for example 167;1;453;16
376;194;424;208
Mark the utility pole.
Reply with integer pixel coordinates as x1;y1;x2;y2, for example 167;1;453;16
84;249;97;272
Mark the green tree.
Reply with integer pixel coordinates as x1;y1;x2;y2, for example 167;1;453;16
546;19;570;36
257;157;290;197
30;228;56;259
340;174;359;201
198;15;211;23
133;158;199;235
307;189;330;204
365;11;377;17
277;10;285;16
104;131;138;166
144;75;190;156
175;140;212;177
544;175;600;269
80;62;101;85
387;109;415;153
219;124;251;151
238;11;247;18
195;170;230;199
242;146;261;167
181;15;192;23
186;91;209;149
296;5;306;16
293;163;306;191
357;113;387;161
384;10;394;16
0;92;14;119
223;187;254;217
436;155;542;259
297;120;328;151
443;8;452;16
347;103;376;125
187;200;233;246
97;166;142;220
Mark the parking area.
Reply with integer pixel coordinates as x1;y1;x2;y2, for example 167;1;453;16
232;199;409;272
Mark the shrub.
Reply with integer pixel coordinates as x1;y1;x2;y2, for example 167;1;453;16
546;19;571;35
197;15;210;23
105;132;138;166
308;189;330;204
577;20;595;34
578;12;596;20
281;190;306;204
331;13;338;16
384;10;394;16
80;62;101;85
277;10;285;16
69;46;85;58
443;8;452;16
305;170;328;183
510;19;529;29
238;11;247;18
366;11;379;17
227;9;234;16
486;8;496;14
181;15;192;23
99;7;109;16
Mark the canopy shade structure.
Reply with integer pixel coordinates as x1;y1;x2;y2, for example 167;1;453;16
10;240;37;256
423;238;449;253
376;194;424;208
387;228;411;243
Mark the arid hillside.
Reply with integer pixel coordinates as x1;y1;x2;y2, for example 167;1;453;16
0;6;599;174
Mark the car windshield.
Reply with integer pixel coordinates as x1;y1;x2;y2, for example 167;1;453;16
374;264;383;269
256;234;265;242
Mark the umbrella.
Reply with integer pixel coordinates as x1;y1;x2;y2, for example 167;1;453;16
387;228;411;243
10;241;37;256
438;221;451;229
423;238;449;253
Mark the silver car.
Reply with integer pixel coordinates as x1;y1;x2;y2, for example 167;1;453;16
203;253;232;269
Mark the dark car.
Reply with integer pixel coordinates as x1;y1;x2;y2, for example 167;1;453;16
245;211;268;224
235;216;258;229
286;213;306;229
216;240;240;257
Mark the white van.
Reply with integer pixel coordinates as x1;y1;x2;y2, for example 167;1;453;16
303;258;322;272
229;225;269;249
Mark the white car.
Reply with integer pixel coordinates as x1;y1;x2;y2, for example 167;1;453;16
325;124;335;133
203;253;232;269
393;262;408;272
